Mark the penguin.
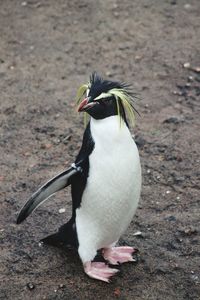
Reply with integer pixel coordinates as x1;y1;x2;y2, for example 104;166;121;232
17;72;142;283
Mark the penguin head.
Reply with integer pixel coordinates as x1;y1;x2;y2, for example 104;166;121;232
77;72;139;123
78;94;118;120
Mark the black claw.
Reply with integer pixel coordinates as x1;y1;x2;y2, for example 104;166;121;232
132;249;139;264
133;248;139;254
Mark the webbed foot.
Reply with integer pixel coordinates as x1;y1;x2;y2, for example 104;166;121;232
102;246;138;265
84;261;119;283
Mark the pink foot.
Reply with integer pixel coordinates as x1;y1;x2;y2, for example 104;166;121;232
84;261;119;283
102;246;137;265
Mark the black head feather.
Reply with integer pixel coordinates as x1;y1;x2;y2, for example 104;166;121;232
88;72;129;100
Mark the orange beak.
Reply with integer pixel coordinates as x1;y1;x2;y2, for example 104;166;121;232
78;98;89;112
78;97;97;112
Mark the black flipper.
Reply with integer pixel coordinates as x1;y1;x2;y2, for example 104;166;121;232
41;219;78;248
17;164;82;224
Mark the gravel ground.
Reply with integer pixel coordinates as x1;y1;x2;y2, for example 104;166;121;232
0;0;200;299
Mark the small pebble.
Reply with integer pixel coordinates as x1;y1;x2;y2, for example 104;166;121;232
114;287;121;297
133;231;142;236
27;283;35;290
172;90;183;96
191;275;199;282
184;227;197;236
113;3;118;9
59;208;66;214
21;1;27;6
166;190;171;194
173;91;178;95
135;55;142;61
23;152;31;157
106;71;112;77
166;215;176;222
184;4;192;9
113;11;119;17
183;62;190;69
53;138;60;145
63;135;72;144
41;143;52;149
188;76;194;82
192;66;200;73
177;238;183;243
163;116;183;124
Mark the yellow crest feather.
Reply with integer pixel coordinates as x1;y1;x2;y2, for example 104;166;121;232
76;84;89;104
109;88;136;127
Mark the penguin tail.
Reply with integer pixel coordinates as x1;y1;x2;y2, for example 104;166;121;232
41;233;62;247
41;221;78;249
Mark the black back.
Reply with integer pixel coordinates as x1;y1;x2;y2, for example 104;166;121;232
71;123;94;218
41;123;94;249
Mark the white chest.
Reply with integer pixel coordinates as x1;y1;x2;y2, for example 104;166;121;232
76;116;141;249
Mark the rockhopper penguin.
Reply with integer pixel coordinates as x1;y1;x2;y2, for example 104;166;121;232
17;72;142;282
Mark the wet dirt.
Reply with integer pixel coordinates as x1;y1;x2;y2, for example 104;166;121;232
0;0;200;299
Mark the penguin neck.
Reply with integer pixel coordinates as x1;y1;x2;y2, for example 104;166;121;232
90;115;131;144
91;115;126;130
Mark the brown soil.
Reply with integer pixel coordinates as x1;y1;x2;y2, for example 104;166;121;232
0;0;200;299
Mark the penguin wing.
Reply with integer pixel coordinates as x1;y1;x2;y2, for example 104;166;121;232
17;122;94;225
16;163;82;224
